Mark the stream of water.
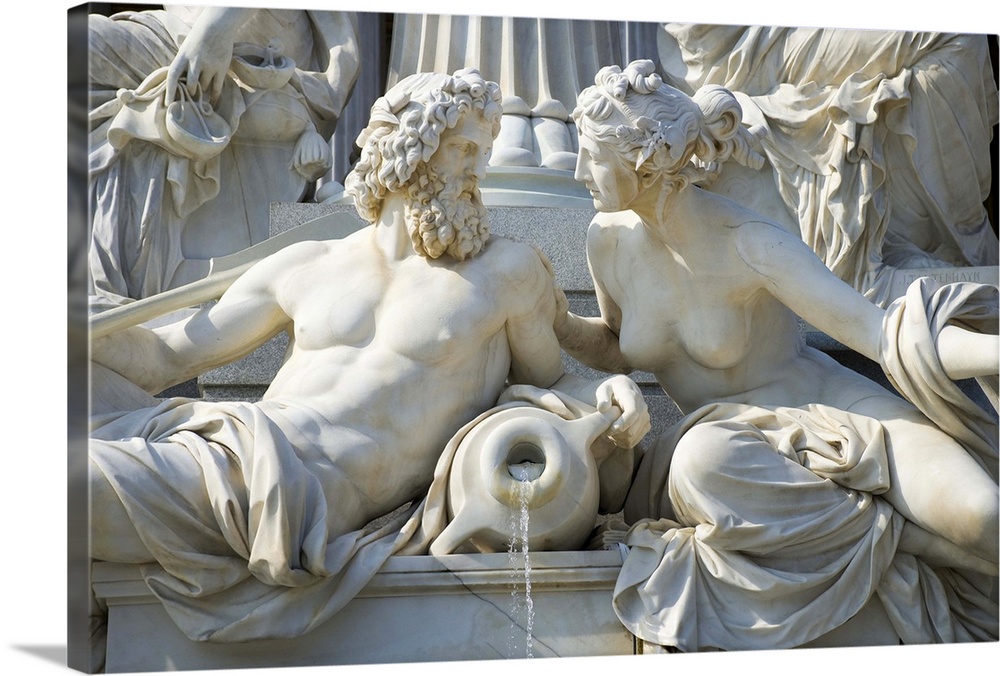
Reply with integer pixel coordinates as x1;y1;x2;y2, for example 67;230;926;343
507;463;537;659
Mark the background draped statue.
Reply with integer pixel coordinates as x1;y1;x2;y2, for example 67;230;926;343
88;5;361;308
89;67;649;644
558;60;999;650
658;26;999;304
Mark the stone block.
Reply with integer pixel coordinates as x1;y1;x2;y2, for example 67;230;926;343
93;551;635;672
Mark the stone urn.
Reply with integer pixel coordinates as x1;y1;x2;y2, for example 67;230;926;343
430;406;616;555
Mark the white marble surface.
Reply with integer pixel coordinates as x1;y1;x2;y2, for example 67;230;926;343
93;551;634;672
658;25;999;302
88;68;649;646
76;5;995;672
431;405;608;555
561;59;999;650
93;545;909;672
88;6;360;306
388;15;620;172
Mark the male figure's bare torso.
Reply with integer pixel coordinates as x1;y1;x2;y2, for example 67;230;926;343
255;228;556;530
88;67;651;568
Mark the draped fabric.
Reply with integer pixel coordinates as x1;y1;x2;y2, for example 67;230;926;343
90;386;600;641
880;278;999;480
88;8;360;306
613;279;999;650
658;27;998;302
91;398;413;642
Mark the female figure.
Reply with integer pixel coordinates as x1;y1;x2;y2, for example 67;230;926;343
560;60;998;650
88;6;360;306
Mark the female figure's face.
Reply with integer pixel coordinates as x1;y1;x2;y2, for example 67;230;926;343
574;131;639;212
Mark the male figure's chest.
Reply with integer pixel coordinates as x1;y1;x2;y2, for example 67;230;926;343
290;258;505;363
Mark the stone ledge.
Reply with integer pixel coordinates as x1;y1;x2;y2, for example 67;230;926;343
92;546;899;671
93;551;635;672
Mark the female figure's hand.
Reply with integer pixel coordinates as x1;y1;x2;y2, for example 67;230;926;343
595;374;651;449
166;7;254;104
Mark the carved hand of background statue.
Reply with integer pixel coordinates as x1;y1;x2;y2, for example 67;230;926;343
292;128;333;180
594;374;651;449
166;7;255;104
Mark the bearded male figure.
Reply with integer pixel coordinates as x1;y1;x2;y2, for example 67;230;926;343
89;68;650;642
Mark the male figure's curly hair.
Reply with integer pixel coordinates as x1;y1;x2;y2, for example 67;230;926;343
572;60;764;193
346;68;503;223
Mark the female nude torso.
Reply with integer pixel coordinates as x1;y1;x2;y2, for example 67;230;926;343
590;196;897;416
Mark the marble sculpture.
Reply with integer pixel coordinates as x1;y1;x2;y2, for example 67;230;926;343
657;26;999;304
88;5;360;307
89;67;650;642
84;4;1000;658
388;14;623;172
559;59;999;650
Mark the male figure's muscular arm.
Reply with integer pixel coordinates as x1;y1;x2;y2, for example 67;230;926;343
552;220;631;374
502;244;650;450
91;244;303;394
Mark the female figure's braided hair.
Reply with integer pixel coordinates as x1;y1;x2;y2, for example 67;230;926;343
572;60;764;194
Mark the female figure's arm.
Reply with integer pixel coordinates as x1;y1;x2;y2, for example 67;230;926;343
505;243;650;450
934;326;999;380
736;220;999;380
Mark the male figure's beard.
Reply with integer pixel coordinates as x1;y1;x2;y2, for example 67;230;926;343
404;163;490;261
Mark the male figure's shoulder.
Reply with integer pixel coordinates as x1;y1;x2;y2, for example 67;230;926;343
232;236;360;314
251;229;370;281
476;234;550;284
467;234;560;325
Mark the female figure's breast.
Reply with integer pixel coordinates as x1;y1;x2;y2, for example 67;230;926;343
618;300;754;374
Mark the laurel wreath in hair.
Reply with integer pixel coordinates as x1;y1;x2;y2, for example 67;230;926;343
614;116;691;171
